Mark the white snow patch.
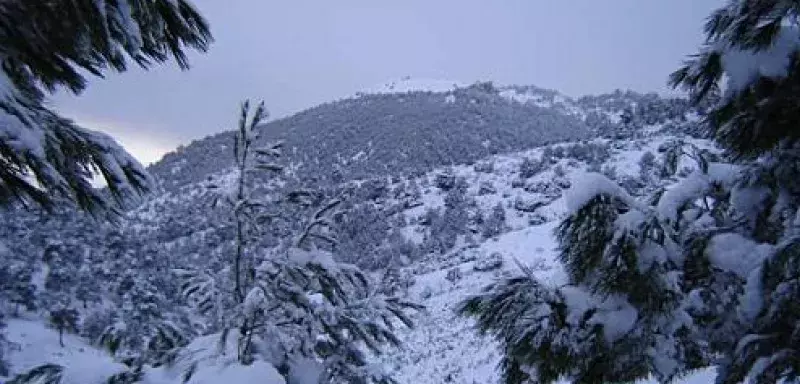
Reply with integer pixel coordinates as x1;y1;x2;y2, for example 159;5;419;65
158;333;286;384
719;26;800;95
565;171;632;213
706;233;772;278
657;163;740;222
287;248;337;268
4;319;126;383
359;78;466;95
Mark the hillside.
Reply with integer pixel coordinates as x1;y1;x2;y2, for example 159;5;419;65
0;85;712;384
148;82;694;191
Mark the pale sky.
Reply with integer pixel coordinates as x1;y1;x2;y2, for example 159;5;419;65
51;0;723;165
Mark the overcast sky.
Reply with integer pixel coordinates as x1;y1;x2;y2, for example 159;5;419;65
52;0;722;165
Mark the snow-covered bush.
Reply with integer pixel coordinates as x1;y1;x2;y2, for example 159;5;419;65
519;157;544;179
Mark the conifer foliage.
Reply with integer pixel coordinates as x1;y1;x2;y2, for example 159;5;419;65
0;0;211;213
175;101;422;384
460;1;800;383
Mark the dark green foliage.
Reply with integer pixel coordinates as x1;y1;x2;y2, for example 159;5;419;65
555;194;623;285
458;274;654;384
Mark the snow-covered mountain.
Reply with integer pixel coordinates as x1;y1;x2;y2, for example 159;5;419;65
0;84;713;384
148;81;694;192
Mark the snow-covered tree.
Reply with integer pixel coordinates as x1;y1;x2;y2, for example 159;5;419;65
0;0;211;213
461;1;800;383
175;101;422;384
49;307;79;348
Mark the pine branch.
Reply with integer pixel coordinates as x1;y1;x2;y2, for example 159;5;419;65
0;0;212;214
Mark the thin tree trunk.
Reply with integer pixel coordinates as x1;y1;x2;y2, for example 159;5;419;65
234;134;249;303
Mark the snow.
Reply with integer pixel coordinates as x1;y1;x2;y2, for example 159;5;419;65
740;266;765;322
657;163;740;222
182;360;284;384
156;333;286;384
359;77;466;95
3;319;288;384
706;233;772;279
499;88;555;108
287;247;337;268
3;318;126;383
377;221;564;384
730;185;771;227
287;356;323;384
243;287;267;316
0;69;47;158
0;130;743;384
719;26;800;95
564;171;632;213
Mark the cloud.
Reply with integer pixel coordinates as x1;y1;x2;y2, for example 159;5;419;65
64;114;180;165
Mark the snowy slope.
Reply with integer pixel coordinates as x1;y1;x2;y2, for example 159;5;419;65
2;318;126;383
369;133;720;384
2;319;286;384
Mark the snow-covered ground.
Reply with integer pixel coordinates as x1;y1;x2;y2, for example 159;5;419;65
3;318;126;383
373;133;721;384
2;132;722;384
3;319;287;384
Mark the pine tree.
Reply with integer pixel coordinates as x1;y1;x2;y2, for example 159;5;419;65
176;101;422;384
0;0;211;214
460;1;800;383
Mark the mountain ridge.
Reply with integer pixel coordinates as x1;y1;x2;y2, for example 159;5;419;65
148;82;695;193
